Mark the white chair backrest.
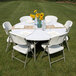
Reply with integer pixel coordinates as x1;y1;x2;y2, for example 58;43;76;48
10;33;27;45
2;21;12;35
45;15;58;23
49;34;66;46
64;20;73;33
19;16;32;22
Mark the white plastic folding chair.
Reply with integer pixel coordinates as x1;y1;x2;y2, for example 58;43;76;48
64;20;73;51
2;21;12;52
10;32;34;68
19;16;33;23
45;15;58;25
41;33;66;68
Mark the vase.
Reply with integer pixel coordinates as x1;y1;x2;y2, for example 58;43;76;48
37;19;42;28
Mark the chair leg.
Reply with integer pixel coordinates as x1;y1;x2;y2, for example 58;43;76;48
24;53;28;68
29;46;33;55
6;41;11;52
6;42;9;52
41;49;45;58
41;46;48;58
12;49;14;60
63;50;65;62
48;53;51;68
31;49;34;55
41;45;48;58
65;40;70;51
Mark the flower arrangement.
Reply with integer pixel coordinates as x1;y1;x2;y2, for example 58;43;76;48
30;10;44;28
30;10;44;20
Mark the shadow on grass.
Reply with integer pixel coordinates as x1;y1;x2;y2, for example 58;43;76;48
35;41;64;60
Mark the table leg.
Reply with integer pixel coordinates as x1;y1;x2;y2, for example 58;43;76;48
34;42;36;62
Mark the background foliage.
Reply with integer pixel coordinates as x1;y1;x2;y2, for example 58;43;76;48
0;0;76;2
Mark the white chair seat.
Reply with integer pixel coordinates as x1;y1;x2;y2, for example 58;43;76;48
42;44;64;54
13;44;34;54
13;45;29;54
47;45;64;54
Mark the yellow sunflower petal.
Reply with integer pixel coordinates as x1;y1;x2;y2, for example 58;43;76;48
30;14;35;19
36;13;40;18
34;10;37;13
39;16;43;20
40;12;44;16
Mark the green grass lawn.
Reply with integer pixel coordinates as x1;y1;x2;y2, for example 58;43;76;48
0;1;76;76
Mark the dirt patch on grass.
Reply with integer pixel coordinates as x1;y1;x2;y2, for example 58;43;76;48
56;1;76;4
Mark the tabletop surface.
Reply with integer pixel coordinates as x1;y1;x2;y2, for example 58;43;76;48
11;22;66;41
11;27;66;41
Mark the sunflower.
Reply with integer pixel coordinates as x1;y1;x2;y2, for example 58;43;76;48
36;13;40;18
40;12;44;17
30;14;35;19
39;16;43;20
